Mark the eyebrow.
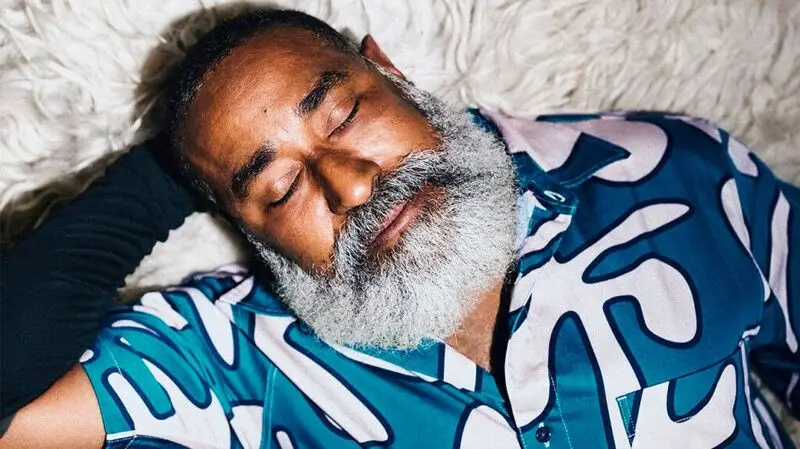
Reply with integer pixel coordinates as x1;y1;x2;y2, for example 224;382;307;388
231;145;276;201
296;70;350;117
228;70;348;201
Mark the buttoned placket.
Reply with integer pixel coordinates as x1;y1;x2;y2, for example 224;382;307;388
474;109;632;448
504;160;578;449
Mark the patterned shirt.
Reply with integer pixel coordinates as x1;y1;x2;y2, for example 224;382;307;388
81;110;800;448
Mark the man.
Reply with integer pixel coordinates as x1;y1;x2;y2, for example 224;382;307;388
1;8;799;448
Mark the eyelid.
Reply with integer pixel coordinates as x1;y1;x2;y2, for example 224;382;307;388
330;99;360;137
268;171;300;208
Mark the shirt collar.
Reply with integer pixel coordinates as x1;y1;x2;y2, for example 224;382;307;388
472;108;630;190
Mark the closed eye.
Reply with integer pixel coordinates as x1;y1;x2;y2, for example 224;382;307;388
331;99;360;136
268;174;300;208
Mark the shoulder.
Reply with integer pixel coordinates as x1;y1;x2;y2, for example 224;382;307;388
101;264;290;332
538;111;743;176
539;111;728;146
173;264;291;316
487;108;736;158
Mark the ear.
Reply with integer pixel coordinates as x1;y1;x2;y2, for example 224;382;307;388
360;35;405;80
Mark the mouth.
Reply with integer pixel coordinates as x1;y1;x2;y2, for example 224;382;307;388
370;186;432;253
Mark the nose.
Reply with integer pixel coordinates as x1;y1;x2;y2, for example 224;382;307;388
314;153;380;215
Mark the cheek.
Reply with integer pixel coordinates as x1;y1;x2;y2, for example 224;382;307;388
237;195;339;271
354;97;436;161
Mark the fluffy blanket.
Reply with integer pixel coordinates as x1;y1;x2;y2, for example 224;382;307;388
1;0;799;440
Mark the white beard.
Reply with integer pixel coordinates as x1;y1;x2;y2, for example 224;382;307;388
248;69;519;350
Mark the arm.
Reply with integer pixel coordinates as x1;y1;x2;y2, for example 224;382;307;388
1;142;198;417
2;272;241;448
722;131;800;415
0;366;104;449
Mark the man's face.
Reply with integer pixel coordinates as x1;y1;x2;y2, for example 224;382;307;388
183;28;438;272
180;26;519;349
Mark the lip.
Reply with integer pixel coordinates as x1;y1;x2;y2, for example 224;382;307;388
371;189;428;252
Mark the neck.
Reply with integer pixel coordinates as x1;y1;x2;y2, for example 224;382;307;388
445;274;511;372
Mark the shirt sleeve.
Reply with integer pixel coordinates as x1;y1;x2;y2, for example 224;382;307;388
80;286;237;449
1;143;198;418
720;127;800;417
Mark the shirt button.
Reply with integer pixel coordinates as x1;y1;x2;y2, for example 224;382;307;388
543;190;566;203
535;425;552;443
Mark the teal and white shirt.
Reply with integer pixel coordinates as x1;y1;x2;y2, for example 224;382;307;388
82;110;800;448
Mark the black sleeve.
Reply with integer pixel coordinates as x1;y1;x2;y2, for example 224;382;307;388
0;144;199;418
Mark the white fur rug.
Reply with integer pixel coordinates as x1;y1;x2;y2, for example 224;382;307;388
2;0;800;440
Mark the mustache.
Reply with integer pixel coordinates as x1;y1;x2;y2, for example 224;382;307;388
333;150;458;268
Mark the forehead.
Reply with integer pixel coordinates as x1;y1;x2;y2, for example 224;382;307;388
183;28;359;172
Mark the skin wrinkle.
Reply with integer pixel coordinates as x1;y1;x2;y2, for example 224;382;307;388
182;27;518;364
